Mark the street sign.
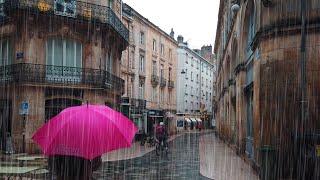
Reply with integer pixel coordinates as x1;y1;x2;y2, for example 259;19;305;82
19;102;29;115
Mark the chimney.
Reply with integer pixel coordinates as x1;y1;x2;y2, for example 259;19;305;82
170;28;174;38
177;35;184;43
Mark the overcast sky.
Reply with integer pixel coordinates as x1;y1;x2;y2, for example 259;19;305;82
123;0;220;50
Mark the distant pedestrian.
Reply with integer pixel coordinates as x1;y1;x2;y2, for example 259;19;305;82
198;123;202;131
49;155;102;180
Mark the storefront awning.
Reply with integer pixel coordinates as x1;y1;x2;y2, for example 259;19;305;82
184;118;191;122
196;118;202;123
190;118;197;123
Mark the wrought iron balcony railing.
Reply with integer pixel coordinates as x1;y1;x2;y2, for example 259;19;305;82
168;80;174;89
0;63;125;94
130;98;146;114
160;77;166;87
151;74;159;86
0;0;129;43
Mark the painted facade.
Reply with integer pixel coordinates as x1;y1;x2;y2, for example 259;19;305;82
0;0;128;153
215;0;320;178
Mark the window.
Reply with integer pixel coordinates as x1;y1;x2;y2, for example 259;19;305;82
54;0;77;17
168;91;171;104
151;87;155;102
202;77;204;86
140;32;144;45
0;0;7;18
191;72;193;81
191;87;193;96
153;39;156;51
0;39;12;66
168;67;172;81
160;64;164;78
210;81;212;89
106;50;113;73
185;69;188;79
169;49;172;60
139;55;144;72
197;60;199;69
185;85;188;95
191;57;194;66
139;83;144;98
206;92;208;100
160;44;164;56
197;74;199;83
206;79;208;87
196;88;198;98
210;93;212;101
185;53;188;63
191;102;194;111
185;101;188;111
46;38;82;80
152;61;157;75
159;88;163;103
108;0;113;9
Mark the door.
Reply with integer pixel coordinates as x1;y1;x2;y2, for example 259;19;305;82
0;99;11;152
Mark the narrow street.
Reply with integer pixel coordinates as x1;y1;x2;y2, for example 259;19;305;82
94;131;258;180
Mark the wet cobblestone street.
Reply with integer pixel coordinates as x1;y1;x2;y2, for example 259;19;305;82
95;133;210;180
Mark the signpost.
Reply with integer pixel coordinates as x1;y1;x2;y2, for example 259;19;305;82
19;102;29;153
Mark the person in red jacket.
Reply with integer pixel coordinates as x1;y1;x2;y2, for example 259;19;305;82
198;122;203;131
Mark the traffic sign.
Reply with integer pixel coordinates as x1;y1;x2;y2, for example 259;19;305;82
19;102;29;115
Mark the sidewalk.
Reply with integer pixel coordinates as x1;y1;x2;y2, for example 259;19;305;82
199;133;259;180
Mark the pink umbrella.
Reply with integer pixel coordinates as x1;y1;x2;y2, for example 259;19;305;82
32;105;138;160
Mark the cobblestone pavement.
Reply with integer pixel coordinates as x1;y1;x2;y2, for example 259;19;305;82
94;133;211;180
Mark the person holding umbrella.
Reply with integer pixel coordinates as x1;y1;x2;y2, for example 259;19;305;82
49;155;101;180
32;104;138;180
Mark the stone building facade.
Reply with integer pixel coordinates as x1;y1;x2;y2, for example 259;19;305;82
215;0;320;178
176;36;215;130
0;0;128;153
121;4;178;135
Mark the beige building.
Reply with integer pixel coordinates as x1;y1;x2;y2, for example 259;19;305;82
0;0;128;153
215;0;320;178
121;4;178;135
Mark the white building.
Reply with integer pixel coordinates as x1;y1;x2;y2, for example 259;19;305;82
176;35;216;129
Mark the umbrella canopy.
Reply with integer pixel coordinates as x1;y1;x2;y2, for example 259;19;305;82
32;105;138;160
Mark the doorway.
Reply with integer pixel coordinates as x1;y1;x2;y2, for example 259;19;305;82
0;99;11;152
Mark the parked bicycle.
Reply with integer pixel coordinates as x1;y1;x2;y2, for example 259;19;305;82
140;134;157;147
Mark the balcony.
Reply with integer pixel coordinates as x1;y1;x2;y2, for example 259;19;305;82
1;0;129;43
130;98;146;114
160;77;166;88
0;63;125;94
168;80;174;89
151;74;159;86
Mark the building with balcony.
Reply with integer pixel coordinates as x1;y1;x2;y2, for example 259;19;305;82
0;0;128;153
176;35;215;130
214;0;320;178
121;4;178;135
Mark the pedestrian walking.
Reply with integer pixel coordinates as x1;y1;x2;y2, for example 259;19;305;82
49;155;102;180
